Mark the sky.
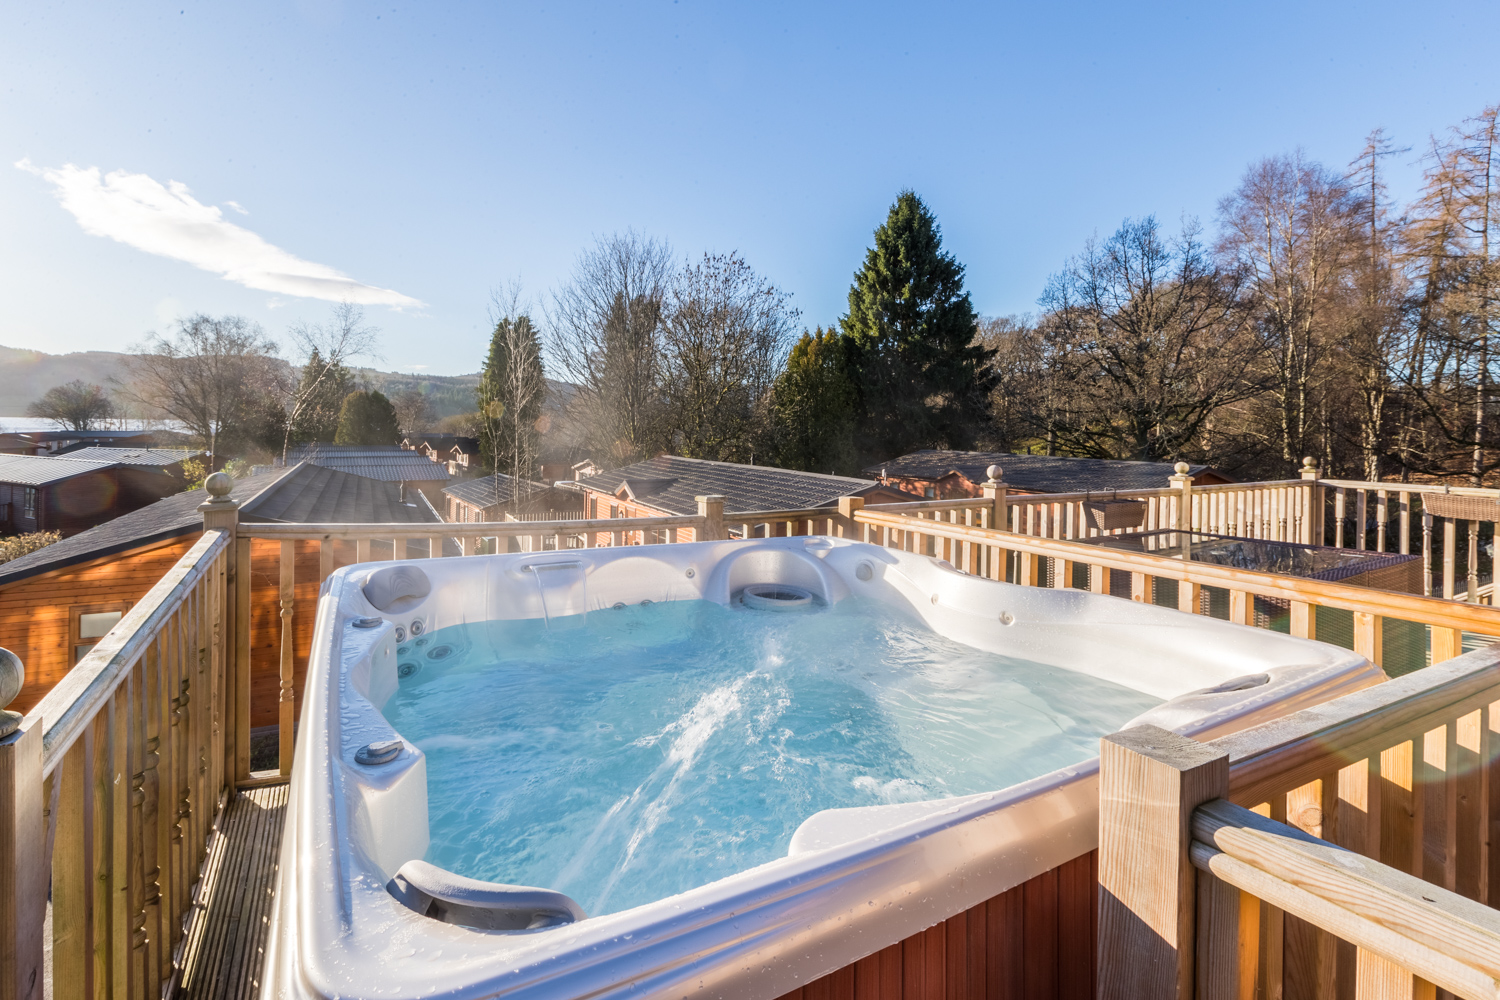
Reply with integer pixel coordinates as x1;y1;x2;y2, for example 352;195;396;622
2;1;1497;377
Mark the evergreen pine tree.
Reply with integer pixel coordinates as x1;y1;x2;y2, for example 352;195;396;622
840;191;996;461
767;328;858;474
333;390;401;445
476;314;546;479
290;349;353;444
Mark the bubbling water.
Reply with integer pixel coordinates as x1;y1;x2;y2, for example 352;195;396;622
379;598;1161;915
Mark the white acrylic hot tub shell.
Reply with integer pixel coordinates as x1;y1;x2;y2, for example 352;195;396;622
264;537;1382;1000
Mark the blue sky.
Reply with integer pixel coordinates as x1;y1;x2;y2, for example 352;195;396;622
2;1;1497;376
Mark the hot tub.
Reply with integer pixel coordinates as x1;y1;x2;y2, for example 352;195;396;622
265;537;1381;1000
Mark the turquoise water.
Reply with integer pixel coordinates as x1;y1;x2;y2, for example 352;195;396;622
380;598;1160;915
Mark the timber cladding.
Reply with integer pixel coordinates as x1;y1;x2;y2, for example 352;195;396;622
0;535;198;714
775;852;1097;1000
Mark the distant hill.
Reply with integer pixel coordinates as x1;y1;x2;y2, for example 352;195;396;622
0;346;139;415
0;344;578;423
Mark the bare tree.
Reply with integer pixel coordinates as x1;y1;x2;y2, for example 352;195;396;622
548;232;674;466
660;252;797;461
120;315;280;463
26;380;114;430
390;387;433;440
1217;153;1358;471
1040;217;1262;462
279;303;379;462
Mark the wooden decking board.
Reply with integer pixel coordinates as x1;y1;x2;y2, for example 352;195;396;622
176;784;288;1000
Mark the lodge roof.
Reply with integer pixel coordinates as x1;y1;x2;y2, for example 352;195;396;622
0;453;118;486
247;464;443;524
0;469;290;585
66;447;197;467
285;444;451;483
863;450;1231;494
575;455;899;516
0;463;442;586
443;473;553;508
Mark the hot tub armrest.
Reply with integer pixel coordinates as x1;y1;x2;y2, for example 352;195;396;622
387;859;587;931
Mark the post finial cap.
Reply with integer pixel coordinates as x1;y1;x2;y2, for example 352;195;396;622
1302;456;1316;469
0;646;23;738
986;464;1003;482
1173;461;1191;475
204;471;234;500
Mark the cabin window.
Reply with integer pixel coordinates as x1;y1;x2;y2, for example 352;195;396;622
23;487;36;519
71;604;128;665
924;486;936;498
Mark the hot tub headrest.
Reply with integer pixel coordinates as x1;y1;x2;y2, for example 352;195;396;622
363;565;432;614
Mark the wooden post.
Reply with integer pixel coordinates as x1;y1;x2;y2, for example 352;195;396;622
696;495;727;542
0;649;43;1000
1169;462;1193;538
1303;463;1324;540
1099;724;1229;1000
1422;510;1433;597
836;495;864;539
197;474;241;790
982;465;1008;532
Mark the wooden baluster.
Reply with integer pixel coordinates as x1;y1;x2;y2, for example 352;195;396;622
127;661;147;1000
356;537;372;563
1178;579;1199;614
1283;775;1340;1000
1130;572;1150;604
1468;520;1480;602
53;736;93;1000
1377;491;1389;552
1090;562;1107;594
1379;740;1419;875
1336;488;1347;548
278;541;295;776
1354;949;1436;1000
142;638;167;994
1356;489;1368;550
1488;703;1500;907
1430;626;1461;666
234;536;251;788
1443;519;1456;600
1410;725;1454;906
1290;601;1314;639
427;534;443;558
1453;709;1485;902
1354;612;1382;669
1400;492;1411;555
1229;590;1250;626
113;680;138;1000
1422;509;1433;597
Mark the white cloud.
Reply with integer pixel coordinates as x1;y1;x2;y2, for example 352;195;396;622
17;159;422;309
224;200;249;215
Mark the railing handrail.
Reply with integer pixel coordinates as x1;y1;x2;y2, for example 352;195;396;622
1208;649;1500;807
22;527;229;777
239;515;708;539
1318;478;1500;498
1189;797;1500;997
853;508;1500;633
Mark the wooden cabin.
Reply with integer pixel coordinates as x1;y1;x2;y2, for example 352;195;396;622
444;472;586;523
865;450;1234;500
0;462;442;728
0;448;197;536
286;443;451;508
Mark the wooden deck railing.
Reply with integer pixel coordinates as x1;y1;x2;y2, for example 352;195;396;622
848;502;1500;671
1098;645;1500;1000
0;512;235;1000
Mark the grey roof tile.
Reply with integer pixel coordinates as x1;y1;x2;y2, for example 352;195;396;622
286;444;451;483
575;455;888;515
0;453;119;486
